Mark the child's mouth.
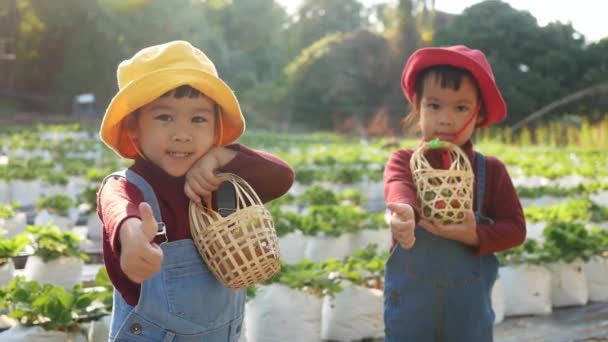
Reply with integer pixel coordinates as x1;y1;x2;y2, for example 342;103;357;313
435;133;455;141
168;151;193;158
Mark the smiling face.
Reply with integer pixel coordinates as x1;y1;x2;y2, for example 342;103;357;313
127;88;217;177
413;67;483;146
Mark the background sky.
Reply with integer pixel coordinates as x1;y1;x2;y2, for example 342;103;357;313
277;0;606;43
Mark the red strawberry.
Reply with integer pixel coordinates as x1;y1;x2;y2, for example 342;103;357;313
450;199;461;209
435;200;446;209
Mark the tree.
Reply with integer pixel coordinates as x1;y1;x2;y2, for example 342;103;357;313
284;0;369;60
283;30;392;131
433;0;588;124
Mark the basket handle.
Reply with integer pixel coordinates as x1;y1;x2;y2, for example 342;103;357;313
190;173;264;226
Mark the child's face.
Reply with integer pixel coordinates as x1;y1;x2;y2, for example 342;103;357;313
128;94;217;177
415;73;482;146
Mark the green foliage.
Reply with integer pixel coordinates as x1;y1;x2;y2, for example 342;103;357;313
36;195;74;217
542;222;598;263
299;204;375;236
93;267;113;311
25;225;87;262
0;233;29;263
296;185;339;206
524;198;608;223
517;182;608;198
0;276;97;332
331;244;388;288
433;0;603;124
497;239;552;266
264;259;342;298
0;202;20;219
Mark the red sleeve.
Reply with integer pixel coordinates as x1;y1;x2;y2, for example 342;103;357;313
97;177;143;265
476;157;526;255
218;144;295;203
383;149;420;221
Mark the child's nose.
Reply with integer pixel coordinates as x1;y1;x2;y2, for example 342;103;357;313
438;111;453;126
171;129;192;142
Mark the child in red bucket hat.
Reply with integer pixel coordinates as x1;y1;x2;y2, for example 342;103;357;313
383;45;526;341
97;41;294;341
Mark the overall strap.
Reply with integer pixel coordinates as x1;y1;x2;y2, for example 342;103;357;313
474;152;494;224
102;169;166;237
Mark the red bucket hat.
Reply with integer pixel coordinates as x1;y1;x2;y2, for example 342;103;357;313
401;45;506;127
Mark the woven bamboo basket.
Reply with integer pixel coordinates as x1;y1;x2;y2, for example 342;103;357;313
409;139;474;225
189;173;280;289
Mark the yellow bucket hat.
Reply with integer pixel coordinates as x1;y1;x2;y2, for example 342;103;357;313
100;40;245;159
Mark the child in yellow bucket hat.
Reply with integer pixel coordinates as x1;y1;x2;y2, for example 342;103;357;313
97;40;294;341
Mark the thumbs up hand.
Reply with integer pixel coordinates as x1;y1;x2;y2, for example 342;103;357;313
387;203;416;250
118;202;164;283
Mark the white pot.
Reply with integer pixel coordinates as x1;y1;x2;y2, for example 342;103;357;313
352;228;391;252
66;176;88;201
556;174;587;188
245;284;322;342
88;315;111;342
0;325;87;341
0;180;11;203
10;179;42;206
278;231;307;264
24;255;83;289
321;282;383;341
525;221;547;241
0;212;27;238
520;195;566;208
583;256;608;302
288;182;308;197
0;259;15;286
491;277;505;324
39;183;68;198
304;233;356;262
500;264;552;317
590;190;608;207
87;212;103;240
547;261;588;307
512;176;551;188
34;210;75;231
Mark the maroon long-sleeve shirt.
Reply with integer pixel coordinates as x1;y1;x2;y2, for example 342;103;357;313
97;144;295;305
383;140;526;255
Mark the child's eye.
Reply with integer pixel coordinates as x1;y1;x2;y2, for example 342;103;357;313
155;114;173;122
427;103;440;110
192;116;208;123
456;105;469;112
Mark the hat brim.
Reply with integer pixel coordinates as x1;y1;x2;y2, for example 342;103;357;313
100;68;245;159
402;48;506;127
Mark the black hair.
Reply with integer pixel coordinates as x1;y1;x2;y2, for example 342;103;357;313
160;85;203;98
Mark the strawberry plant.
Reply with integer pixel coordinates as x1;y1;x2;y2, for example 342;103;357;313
263;259;342;298
497;239;553;265
0;233;29;266
542;222;597;263
0;202;20;219
0;276;98;332
36;195;75;217
331;244;388;289
525;197;608;223
25;225;88;262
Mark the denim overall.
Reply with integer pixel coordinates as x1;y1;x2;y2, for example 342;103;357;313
384;153;498;342
105;169;246;342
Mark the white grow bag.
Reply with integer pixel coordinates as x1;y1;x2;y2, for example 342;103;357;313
583;256;608;302
547;261;588;307
500;265;552;316
24;256;83;289
245;284;322;342
321;282;384;341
